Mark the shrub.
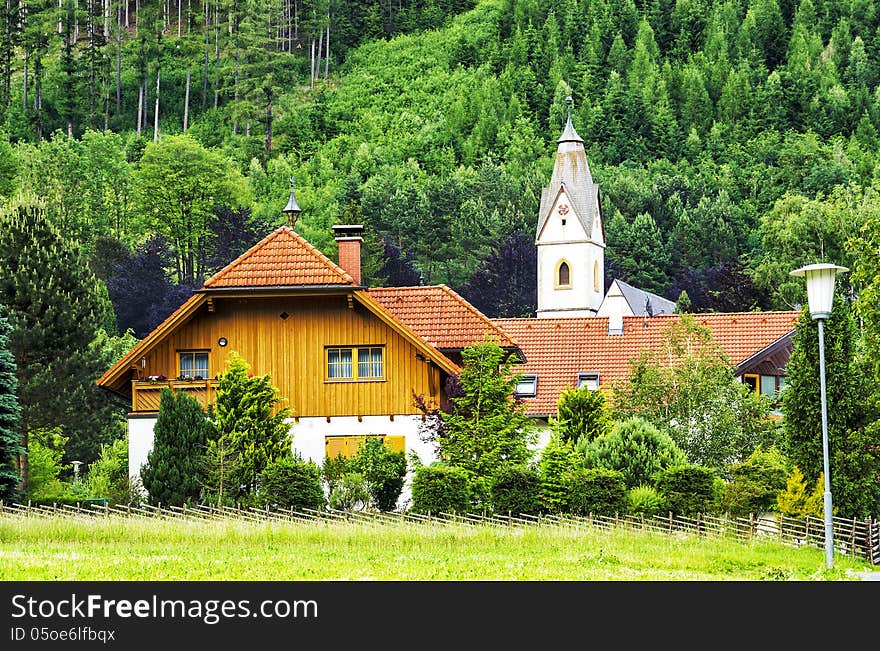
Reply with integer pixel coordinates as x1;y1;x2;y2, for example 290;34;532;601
653;465;718;516
84;437;130;505
328;473;369;511
354;437;408;511
567;468;627;516
553;385;611;444
323;453;356;494
627;484;664;517
719;446;790;516
580;417;687;489
539;435;578;512
776;466;824;518
410;464;471;514
257;456;325;511
490;465;541;515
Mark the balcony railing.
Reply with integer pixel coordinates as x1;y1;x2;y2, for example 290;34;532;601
131;379;220;412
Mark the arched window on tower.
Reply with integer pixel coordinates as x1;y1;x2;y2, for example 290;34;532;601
594;260;600;293
556;260;571;288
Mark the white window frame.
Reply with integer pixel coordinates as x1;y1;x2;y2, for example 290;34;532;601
514;374;538;397
577;372;600;391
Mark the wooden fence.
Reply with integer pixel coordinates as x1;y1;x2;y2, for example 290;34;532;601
1;501;877;565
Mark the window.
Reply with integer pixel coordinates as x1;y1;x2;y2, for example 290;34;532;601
325;435;405;459
556;260;571;288
743;374;759;394
178;351;208;379
577;373;600;391
514;374;537;396
593;261;600;293
327;346;384;381
760;375;778;397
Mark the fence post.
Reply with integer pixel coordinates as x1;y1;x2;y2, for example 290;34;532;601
668;511;673;533
749;513;755;540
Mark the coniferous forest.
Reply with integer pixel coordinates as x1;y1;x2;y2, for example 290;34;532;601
4;0;880;502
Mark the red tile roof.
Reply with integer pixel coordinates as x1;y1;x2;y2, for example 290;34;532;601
492;312;799;415
203;226;356;288
369;285;519;350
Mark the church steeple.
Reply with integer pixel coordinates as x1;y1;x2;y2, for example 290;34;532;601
535;94;605;319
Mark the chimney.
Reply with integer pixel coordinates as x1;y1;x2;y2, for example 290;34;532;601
333;224;364;285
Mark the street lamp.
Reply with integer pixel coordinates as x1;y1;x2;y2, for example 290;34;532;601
283;176;302;229
789;262;849;569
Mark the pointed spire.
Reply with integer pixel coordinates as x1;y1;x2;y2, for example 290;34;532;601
558;95;584;144
282;176;302;228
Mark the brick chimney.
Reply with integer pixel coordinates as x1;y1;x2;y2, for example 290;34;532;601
333;224;364;285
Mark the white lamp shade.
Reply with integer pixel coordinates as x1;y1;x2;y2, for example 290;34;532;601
790;263;849;320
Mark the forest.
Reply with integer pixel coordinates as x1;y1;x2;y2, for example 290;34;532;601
4;0;880;484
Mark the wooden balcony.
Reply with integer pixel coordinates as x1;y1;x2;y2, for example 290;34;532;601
131;379;220;412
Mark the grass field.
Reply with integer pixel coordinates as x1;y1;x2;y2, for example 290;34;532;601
1;513;876;580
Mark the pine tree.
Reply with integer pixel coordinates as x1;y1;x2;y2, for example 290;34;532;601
0;306;22;501
140;387;213;506
210;352;292;502
0;198;114;488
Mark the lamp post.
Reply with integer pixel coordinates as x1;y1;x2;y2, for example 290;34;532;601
789;262;848;569
283;176;302;229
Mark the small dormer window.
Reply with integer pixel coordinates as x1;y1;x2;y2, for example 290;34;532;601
577;373;600;391
556;260;571;289
515;374;537;397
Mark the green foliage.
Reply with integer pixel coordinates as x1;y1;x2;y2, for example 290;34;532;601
352;437;408;512
437;339;536;478
140;388;213;506
257;456;326;511
653;465;719;516
538;435;578;513
328;473;370;511
553;386;611;445
489;465;541;515
84;437;133;505
627;485;664;517
781;298;880;517
25;429;69;501
409;464;472;514
612;316;775;473
209;352;292;503
776;466;825;518
579;417;688;489
719;446;790;516
323;453;356;495
0;307;21;500
567;468;628;516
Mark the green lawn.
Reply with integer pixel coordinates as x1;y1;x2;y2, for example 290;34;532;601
0;514;875;580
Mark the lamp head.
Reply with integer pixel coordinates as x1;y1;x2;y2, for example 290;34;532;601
789;263;849;320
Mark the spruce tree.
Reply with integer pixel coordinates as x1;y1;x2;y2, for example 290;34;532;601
210;353;292;502
140;387;212;506
0;198;115;488
782;297;880;517
0;307;22;501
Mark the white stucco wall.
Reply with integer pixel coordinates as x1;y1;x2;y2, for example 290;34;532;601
128;416;158;482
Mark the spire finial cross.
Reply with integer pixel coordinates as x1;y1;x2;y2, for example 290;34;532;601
565;95;573;121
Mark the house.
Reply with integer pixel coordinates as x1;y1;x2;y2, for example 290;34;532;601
97;226;518;480
99;101;800;488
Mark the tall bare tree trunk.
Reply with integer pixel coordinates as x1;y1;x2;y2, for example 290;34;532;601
213;1;219;109
153;67;160;141
202;0;208;108
137;83;143;134
183;64;190;131
178;0;181;36
324;17;329;81
116;9;122;113
315;24;322;85
22;51;28;110
309;36;314;87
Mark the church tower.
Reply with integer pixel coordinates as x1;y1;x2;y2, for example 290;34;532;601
536;97;605;318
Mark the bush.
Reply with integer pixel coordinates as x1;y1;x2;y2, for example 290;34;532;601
719;446;790;516
776;466;824;518
354;437;408;511
580;417;687;489
410;464;471;514
323;453;356;494
553;385;611;444
653;465;718;516
490;465;541;515
258;456;326;511
539;435;578;512
84;437;130;505
567;468;627;516
627;484;664;517
328;473;370;511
